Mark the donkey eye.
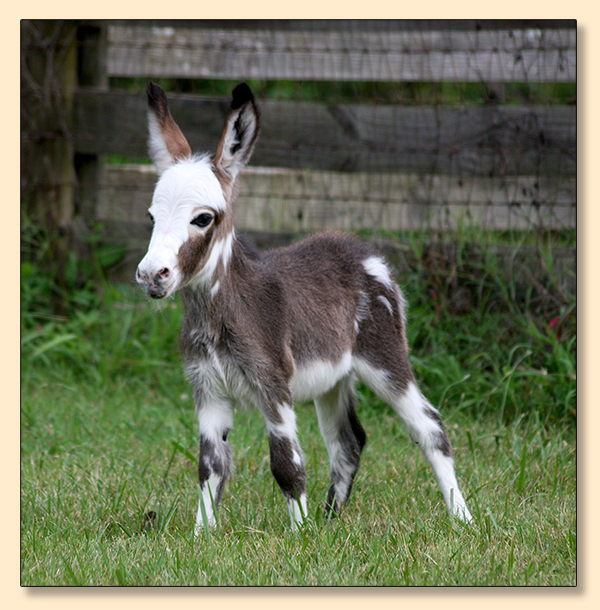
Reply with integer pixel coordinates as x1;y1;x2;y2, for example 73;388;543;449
147;212;155;226
191;213;214;229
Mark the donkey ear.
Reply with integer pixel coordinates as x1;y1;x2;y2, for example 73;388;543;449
213;82;260;182
146;82;192;175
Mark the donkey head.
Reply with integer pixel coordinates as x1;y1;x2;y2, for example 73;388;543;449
136;82;260;298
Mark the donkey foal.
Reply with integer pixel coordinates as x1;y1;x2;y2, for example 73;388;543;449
136;82;472;535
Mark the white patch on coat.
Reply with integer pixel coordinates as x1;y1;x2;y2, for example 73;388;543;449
362;255;394;291
292;449;303;466
354;290;371;333
266;404;298;438
290;352;353;403
394;285;408;322
377;295;394;316
427;451;473;523
352;356;395;404
197;400;235;444
266;405;304;468
195;471;222;535
287;494;308;530
186;355;226;398
392;382;446;450
186;348;260;415
392;382;472;523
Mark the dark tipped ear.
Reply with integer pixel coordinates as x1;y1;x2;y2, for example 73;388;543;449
230;82;254;110
213;82;260;182
146;82;192;174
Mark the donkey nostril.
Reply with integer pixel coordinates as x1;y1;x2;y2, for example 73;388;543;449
157;267;170;279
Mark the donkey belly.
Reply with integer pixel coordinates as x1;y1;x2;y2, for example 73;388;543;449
289;351;353;403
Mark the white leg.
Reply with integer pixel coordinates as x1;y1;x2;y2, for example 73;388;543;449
195;472;221;535
194;400;234;537
287;494;308;531
393;382;472;522
427;451;472;522
355;355;472;523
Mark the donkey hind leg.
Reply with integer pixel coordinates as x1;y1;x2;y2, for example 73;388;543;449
354;359;472;522
393;382;472;522
314;375;367;518
264;402;308;531
195;401;235;537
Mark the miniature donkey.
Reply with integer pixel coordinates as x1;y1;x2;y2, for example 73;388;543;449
136;82;472;534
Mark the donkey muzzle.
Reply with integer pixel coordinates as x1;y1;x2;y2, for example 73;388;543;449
136;266;171;299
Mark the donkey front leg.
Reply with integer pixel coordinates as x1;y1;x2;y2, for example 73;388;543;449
264;403;308;530
195;401;234;536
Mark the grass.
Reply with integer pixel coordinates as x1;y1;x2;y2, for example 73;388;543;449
20;236;576;586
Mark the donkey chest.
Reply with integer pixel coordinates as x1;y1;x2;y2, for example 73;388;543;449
184;333;258;408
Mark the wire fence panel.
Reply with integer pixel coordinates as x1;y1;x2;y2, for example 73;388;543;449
100;164;575;235
74;90;575;177
21;19;577;285
107;24;576;82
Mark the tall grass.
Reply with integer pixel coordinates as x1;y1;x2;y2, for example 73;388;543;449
20;233;576;586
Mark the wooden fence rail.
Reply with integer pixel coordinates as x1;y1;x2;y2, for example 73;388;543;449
99;164;575;235
107;24;576;83
21;19;577;287
74;89;576;177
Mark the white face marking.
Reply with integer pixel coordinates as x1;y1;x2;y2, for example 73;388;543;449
363;255;394;291
137;156;227;296
290;352;352;403
188;230;235;290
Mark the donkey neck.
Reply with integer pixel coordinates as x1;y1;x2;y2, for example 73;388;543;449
179;235;266;354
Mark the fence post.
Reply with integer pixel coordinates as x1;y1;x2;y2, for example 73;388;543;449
73;21;108;256
20;20;79;313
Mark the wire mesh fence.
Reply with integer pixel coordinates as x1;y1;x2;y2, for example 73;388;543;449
21;19;576;288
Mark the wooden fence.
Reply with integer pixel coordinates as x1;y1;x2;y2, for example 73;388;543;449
21;20;576;283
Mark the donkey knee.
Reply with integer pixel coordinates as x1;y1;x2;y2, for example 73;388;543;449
393;382;449;453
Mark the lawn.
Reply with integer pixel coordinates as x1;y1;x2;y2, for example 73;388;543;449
20;239;576;586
